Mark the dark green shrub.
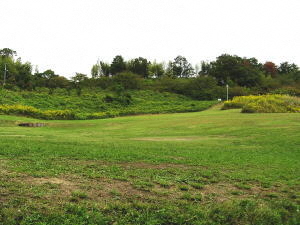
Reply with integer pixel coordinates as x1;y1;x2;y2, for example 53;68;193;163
112;72;141;90
103;94;114;103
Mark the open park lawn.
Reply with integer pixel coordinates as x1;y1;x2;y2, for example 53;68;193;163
0;107;299;224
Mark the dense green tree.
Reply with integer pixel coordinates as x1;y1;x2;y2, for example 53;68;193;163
0;55;17;86
48;76;69;89
71;73;88;83
71;73;88;96
40;69;56;80
259;74;281;91
127;57;150;78
199;61;211;76
171;56;194;78
110;55;126;75
32;69;56;88
1;48;300;99
91;61;101;78
156;77;189;94
0;48;17;58
46;75;69;94
0;50;33;89
164;61;174;77
208;54;262;87
278;62;299;74
149;61;165;78
14;59;33;89
100;61;110;77
185;76;220;100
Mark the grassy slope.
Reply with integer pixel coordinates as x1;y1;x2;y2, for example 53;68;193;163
0;107;299;224
0;89;216;116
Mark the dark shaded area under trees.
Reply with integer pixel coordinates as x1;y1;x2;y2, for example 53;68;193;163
1;48;299;100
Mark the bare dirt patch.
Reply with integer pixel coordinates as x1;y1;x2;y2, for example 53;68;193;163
18;123;46;127
0;158;292;205
25;176;79;196
201;182;240;202
0;159;10;175
29;177;74;186
91;178;144;199
22;175;152;200
200;182;289;202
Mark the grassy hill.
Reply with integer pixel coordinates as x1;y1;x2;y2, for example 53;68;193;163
0;89;216;119
0;107;299;224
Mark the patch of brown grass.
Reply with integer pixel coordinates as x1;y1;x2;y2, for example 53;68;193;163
0;159;295;207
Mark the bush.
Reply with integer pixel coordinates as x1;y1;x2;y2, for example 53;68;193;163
112;72;142;90
103;94;114;103
41;110;76;120
222;95;300;113
270;87;300;97
155;77;189;95
228;86;251;98
103;93;132;106
0;104;42;117
0;105;76;120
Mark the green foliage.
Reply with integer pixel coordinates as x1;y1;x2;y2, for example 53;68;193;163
152;77;234;100
1;48;300;101
270;87;300;97
0;89;216;120
149;61;165;78
222;94;300;113
42;109;76;120
127;57;150;78
278;62;299;74
184;76;222;100
91;62;101;78
190;183;204;189
208;54;263;87
170;55;194;78
71;190;88;199
0;104;41;117
112;72;142;90
110;55;126;75
0;105;76;120
0;48;17;58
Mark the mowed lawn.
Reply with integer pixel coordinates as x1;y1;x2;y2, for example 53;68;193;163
0;107;299;224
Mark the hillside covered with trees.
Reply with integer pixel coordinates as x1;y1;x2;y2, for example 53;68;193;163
0;47;299;120
1;48;299;100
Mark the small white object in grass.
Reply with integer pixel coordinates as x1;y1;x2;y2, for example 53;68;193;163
218;98;222;101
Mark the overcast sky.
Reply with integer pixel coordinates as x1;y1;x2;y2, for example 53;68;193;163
1;0;299;77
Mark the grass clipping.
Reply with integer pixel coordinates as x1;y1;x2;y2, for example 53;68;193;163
222;94;300;113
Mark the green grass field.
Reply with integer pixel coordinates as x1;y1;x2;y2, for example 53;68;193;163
0;106;299;224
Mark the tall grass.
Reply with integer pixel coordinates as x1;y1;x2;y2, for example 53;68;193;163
222;94;300;113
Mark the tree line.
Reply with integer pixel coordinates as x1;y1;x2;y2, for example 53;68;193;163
1;48;299;99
